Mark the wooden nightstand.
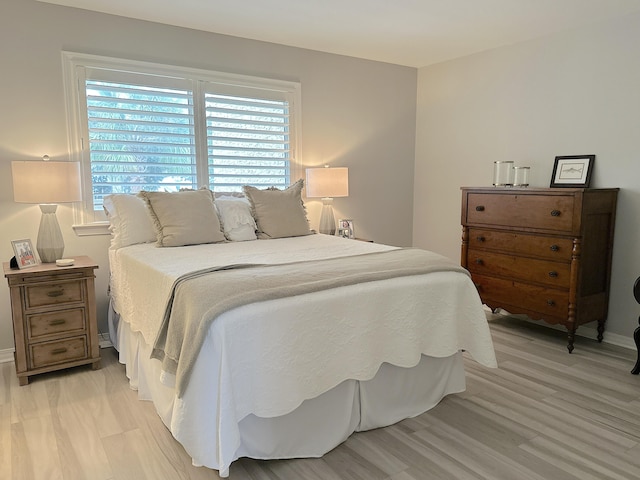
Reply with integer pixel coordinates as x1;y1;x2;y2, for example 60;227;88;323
3;256;100;385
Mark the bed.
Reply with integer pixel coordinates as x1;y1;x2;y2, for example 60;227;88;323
104;185;497;477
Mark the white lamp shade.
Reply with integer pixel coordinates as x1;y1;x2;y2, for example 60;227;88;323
12;161;82;204
305;167;349;198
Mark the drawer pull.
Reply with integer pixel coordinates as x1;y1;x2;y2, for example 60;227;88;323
51;348;68;355
475;205;485;212
550;210;561;217
46;289;65;298
476;236;485;242
548;271;558;278
550;244;559;252
48;319;67;326
547;300;555;306
475;258;484;265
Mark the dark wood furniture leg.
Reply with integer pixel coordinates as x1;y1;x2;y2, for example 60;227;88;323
632;276;640;375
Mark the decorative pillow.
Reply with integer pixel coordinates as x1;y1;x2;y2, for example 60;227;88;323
103;194;156;249
215;196;257;241
242;179;311;239
138;189;226;247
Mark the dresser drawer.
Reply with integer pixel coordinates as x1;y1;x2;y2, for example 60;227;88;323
468;228;574;262
467;249;571;288
29;336;88;369
472;274;569;319
465;193;576;233
25;280;83;309
27;308;86;340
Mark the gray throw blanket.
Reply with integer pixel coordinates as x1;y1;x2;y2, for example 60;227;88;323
151;248;469;397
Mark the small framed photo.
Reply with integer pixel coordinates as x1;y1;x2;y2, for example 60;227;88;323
550;155;595;188
337;219;355;239
11;239;39;269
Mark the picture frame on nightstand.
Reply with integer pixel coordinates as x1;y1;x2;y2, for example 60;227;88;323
11;238;39;269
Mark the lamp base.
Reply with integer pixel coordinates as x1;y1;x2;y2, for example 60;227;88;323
37;204;65;263
318;198;336;235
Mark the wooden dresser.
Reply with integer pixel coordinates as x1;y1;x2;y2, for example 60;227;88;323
3;256;100;385
461;187;618;352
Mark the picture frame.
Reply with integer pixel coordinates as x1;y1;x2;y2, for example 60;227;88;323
11;238;39;269
550;155;595;188
337;219;355;239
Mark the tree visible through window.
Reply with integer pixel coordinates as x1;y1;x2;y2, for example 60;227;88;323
63;52;300;225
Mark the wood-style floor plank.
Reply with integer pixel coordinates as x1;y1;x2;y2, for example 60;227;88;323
0;314;639;480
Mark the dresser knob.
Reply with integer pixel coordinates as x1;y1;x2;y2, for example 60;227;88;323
475;258;483;265
550;244;559;251
548;271;558;278
547;300;555;306
48;319;66;326
550;210;561;217
476;236;485;242
475;205;485;211
46;289;64;298
51;348;68;355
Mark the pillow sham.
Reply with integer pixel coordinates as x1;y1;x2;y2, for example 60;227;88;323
138;189;226;247
215;196;257;242
242;179;311;239
103;194;156;249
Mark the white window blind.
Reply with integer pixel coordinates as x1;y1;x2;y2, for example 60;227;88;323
62;52;301;227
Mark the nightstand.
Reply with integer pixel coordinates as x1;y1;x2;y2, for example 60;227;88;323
3;256;100;385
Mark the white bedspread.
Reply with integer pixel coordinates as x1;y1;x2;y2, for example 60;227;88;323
109;234;497;476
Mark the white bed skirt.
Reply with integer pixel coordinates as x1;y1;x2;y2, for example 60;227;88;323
111;307;466;477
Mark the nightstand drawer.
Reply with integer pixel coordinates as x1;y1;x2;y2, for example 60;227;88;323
29;336;88;369
27;308;86;340
25;280;83;309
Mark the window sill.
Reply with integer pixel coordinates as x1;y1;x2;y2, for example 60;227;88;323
72;223;111;237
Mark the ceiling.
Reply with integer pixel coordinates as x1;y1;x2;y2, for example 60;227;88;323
39;0;640;67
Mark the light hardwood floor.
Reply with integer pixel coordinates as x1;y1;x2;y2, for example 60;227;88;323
1;315;639;480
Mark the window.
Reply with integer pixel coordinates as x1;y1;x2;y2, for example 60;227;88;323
62;52;301;229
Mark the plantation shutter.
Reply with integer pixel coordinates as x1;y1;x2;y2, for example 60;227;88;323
205;91;290;191
64;52;300;225
85;78;198;211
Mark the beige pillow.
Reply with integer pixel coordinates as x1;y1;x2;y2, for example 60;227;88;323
138;189;226;247
243;179;311;239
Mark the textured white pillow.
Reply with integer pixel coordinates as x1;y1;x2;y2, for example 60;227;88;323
139;189;226;247
215;196;257;241
103;194;156;250
243;179;311;239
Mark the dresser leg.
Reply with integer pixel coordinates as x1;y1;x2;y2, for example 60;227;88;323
597;319;605;343
631;318;640;375
567;331;575;354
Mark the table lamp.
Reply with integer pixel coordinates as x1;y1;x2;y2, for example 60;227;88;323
11;157;82;263
305;166;349;235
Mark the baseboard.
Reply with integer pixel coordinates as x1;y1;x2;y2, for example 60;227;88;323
490;308;636;351
99;332;113;349
0;348;14;364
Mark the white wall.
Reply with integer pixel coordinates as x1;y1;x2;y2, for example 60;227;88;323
0;0;417;353
414;12;640;345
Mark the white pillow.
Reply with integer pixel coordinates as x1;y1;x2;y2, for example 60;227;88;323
139;189;226;247
103;194;156;250
215;196;257;241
